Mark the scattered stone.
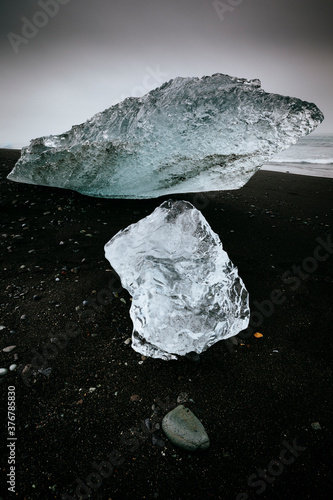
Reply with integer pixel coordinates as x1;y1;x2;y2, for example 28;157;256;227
162;405;210;451
9;364;17;372
2;345;16;353
0;326;5;330
22;364;32;377
33;295;41;301
144;418;152;431
124;338;131;345
0;368;9;376
311;422;322;430
37;367;52;376
185;352;200;364
177;392;189;404
130;394;141;402
20;315;26;320
152;435;165;448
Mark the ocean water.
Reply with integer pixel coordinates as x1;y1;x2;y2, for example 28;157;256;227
263;134;333;178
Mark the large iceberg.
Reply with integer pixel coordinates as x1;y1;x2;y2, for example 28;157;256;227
8;74;323;198
104;200;250;360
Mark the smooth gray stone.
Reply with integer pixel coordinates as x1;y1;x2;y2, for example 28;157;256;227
162;405;210;451
2;345;16;353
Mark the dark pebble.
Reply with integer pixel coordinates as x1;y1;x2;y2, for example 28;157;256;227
144;418;152;430
185;351;201;364
152;435;165;448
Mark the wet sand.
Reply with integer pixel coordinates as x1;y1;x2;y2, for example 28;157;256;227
0;149;332;499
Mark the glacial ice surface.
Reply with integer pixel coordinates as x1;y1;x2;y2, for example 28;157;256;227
7;73;323;198
104;200;250;360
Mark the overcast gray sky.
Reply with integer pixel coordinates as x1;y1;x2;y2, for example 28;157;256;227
1;0;332;148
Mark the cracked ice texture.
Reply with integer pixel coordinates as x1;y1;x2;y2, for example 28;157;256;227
7;73;323;198
104;200;250;360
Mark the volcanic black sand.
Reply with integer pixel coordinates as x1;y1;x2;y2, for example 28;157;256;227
0;148;332;500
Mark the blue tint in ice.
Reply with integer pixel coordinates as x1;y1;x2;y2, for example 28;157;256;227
8;74;323;198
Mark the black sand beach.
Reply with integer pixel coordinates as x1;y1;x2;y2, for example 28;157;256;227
0;149;332;500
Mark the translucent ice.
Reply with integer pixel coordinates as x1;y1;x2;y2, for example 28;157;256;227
8;74;323;198
104;200;250;360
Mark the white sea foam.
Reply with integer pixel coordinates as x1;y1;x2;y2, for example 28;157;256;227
268;158;333;165
262;162;333;178
264;134;333;177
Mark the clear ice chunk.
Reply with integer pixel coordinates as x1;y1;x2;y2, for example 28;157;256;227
104;200;250;360
7;74;323;199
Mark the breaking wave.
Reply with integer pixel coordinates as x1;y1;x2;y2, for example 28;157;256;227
268;158;333;165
